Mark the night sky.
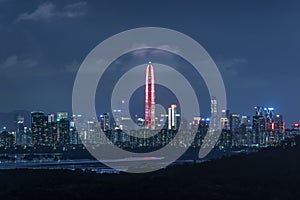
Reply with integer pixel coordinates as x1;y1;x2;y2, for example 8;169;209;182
0;0;300;125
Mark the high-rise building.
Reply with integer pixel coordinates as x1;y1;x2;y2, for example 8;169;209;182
220;109;229;130
100;113;110;132
112;109;122;128
229;113;240;132
57;112;68;122
241;116;251;128
48;114;55;123
71;114;85;144
292;123;300;130
87;119;99;144
48;121;57;145
252;115;266;133
0;131;15;148
264;107;275;130
264;107;274;121
254;106;264;116
240;115;252;136
168;104;177;130
31;111;51;146
57;118;70;145
47;114;57;145
144;62;156;130
16;116;25;146
69;118;79;145
252;115;266;145
272;114;285;133
210;96;219;129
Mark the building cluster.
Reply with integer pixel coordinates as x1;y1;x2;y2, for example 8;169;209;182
0;104;299;150
0;111;80;149
0;63;298;150
218;106;298;148
96;102;299;149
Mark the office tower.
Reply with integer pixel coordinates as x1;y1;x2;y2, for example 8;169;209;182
31;111;51;146
240;116;252;146
272;114;285;133
194;118;209;147
112;109;122;128
191;117;201;131
48;120;57;145
45;114;56;146
292;123;300;130
100;113;110;132
87;119;99;144
241;116;251;129
48;114;55;123
72;114;86;143
220;109;229;130
168;104;177;130
229;113;240;132
252;115;266;133
16;116;25;146
69;117;79;145
57;118;70;145
264;107;274;121
57;112;68;121
273;114;283;123
252;115;266;145
264;107;274;130
254;106;264;116
210;96;218;129
121;117;133;131
144;62;156;130
0;131;15;148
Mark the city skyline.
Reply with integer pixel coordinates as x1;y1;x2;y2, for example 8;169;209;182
1;1;300;198
0;103;296;131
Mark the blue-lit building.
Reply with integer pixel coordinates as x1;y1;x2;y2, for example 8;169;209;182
100;113;110;132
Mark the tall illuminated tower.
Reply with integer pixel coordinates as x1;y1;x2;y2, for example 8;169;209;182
211;96;218;130
168;104;177;130
144;62;156;129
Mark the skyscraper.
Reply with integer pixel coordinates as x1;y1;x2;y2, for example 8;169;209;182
57;118;70;146
31;111;50;146
0;131;15;148
229;113;240;132
16;116;25;146
220;109;229;130
252;115;266;145
144;62;156;130
210;96;219;129
70;117;79;145
168;104;177;130
100;112;110;132
57;112;68;121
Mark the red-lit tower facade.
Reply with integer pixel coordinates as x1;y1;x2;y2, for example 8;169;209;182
144;62;156;129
